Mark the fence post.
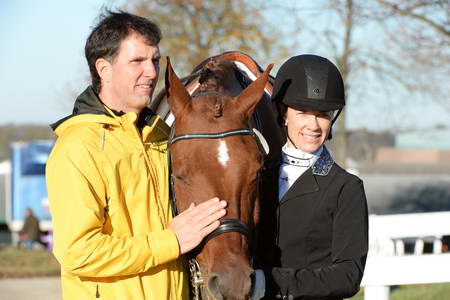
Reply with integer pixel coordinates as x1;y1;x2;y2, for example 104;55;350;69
364;286;390;300
434;237;442;254
414;238;424;255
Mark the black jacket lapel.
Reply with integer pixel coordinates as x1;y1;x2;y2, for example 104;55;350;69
280;169;319;204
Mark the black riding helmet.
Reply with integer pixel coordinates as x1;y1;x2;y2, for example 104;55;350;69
272;55;345;141
272;54;345;111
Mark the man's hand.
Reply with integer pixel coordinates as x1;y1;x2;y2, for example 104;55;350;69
169;197;227;254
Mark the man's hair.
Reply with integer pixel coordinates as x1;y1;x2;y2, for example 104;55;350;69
85;10;161;93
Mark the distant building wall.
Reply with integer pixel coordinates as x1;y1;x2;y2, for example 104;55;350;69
351;129;450;215
375;148;450;164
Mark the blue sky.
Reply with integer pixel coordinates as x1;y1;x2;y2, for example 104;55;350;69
0;0;106;125
0;0;448;132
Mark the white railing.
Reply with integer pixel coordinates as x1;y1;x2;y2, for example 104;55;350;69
361;211;450;300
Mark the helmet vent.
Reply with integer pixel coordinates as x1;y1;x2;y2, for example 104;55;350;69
304;58;328;100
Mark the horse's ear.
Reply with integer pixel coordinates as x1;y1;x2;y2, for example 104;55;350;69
235;64;273;117
165;56;191;117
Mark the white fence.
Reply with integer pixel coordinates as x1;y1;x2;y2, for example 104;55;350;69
361;211;450;300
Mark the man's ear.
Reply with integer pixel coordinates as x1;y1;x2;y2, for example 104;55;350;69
96;58;112;85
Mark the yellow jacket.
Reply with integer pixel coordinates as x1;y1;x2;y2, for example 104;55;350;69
46;87;188;299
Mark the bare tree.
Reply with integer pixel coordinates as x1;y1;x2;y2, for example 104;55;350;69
123;0;289;77
270;0;449;166
270;0;368;167
105;0;449;167
373;0;450;111
329;0;358;167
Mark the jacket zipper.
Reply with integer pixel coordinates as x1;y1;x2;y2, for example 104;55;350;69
96;284;100;298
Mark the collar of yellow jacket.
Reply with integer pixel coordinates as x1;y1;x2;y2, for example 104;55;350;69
53;109;163;137
51;85;163;137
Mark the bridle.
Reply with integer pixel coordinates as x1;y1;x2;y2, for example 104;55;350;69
169;126;267;242
168;125;269;300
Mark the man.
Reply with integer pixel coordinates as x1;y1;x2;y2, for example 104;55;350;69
46;11;226;299
19;208;41;249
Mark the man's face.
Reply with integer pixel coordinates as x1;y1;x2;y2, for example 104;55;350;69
104;33;160;114
285;107;333;153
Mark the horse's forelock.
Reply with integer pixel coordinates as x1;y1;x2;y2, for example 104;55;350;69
198;68;215;85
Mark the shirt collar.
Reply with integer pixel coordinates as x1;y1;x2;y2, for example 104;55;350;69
281;144;323;167
280;144;334;176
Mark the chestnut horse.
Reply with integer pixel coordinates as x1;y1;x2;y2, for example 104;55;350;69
163;53;282;300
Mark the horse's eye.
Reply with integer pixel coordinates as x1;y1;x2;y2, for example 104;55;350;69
172;174;190;185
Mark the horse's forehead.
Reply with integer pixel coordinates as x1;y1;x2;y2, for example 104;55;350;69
190;94;233;117
192;93;229;105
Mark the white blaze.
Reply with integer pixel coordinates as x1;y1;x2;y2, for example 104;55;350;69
217;140;230;166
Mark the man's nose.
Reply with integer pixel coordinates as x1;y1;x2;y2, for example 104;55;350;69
143;61;158;79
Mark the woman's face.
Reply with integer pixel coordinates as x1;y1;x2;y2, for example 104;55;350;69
284;107;333;153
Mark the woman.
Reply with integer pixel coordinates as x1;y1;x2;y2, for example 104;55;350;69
256;54;369;300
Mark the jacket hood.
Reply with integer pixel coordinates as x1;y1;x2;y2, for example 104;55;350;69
50;86;113;131
51;86;157;136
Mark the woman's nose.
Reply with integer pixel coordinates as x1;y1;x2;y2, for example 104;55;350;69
306;115;320;130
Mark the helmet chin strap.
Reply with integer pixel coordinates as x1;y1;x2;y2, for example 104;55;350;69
284;125;299;149
331;108;342;127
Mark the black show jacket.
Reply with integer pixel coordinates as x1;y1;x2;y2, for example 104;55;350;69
256;147;368;300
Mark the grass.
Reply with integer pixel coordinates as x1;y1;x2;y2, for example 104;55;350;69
1;245;449;300
0;245;60;278
347;283;450;300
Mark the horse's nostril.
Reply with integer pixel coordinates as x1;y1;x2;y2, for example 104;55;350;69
208;273;223;300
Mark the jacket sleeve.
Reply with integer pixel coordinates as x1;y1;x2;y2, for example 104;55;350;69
269;177;369;299
46;137;180;278
19;218;29;235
